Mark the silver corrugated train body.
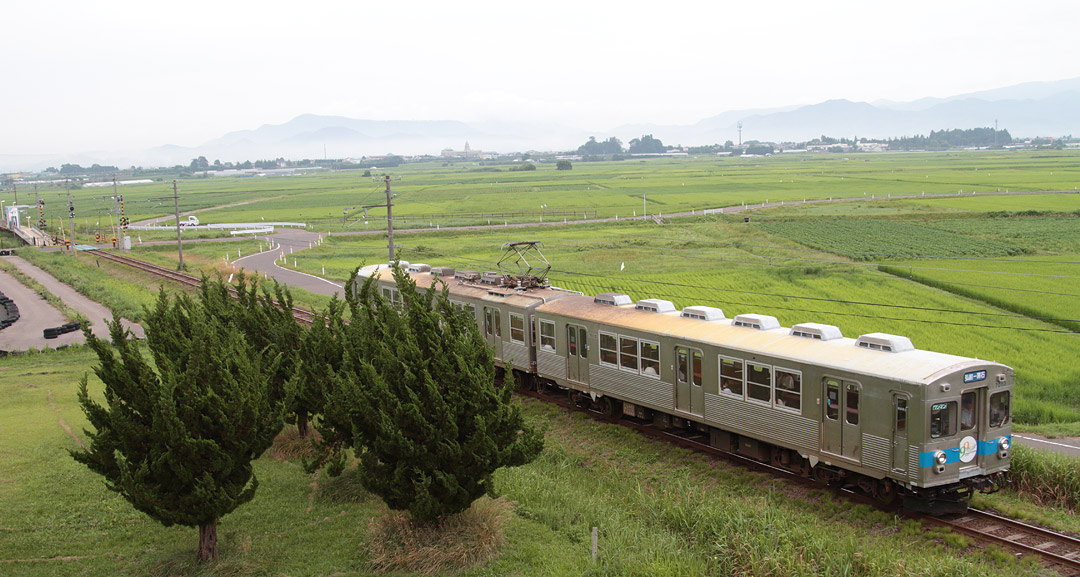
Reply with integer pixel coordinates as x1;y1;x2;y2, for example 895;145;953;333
359;263;1011;513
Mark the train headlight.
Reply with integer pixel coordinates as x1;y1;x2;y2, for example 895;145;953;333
999;437;1010;451
934;450;948;473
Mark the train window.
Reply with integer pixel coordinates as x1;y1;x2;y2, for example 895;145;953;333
720;357;743;396
484;308;493;336
896;398;907;433
692;350;702;387
567;327;577;357
579;328;588;359
775;370;801;411
509;313;525;343
825;381;839;420
493;311;501;337
989;391;1010;428
677;349;689;384
960;391;977;431
640;341;660;377
930;401;956;438
599;332;618;365
747;363;771;403
845;384;859;425
619;336;639;371
539;320;556;351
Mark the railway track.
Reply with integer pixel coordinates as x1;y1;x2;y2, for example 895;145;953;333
521;381;1080;576
931;508;1080;575
87;250;315;326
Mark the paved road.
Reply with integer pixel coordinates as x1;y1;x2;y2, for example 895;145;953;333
231;229;345;298
1011;434;1080;457
0;255;143;351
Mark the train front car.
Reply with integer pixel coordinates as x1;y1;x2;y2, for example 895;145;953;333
903;360;1012;514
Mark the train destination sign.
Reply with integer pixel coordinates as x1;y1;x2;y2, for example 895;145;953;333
964;370;987;384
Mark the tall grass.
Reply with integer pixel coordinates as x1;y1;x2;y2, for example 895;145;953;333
1009;444;1080;511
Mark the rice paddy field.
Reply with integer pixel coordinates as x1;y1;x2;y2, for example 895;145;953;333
24;150;1080;241
17;152;1080;433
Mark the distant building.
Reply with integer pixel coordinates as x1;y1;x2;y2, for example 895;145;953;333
441;141;482;158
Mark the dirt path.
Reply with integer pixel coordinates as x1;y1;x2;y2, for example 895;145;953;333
0;255;143;351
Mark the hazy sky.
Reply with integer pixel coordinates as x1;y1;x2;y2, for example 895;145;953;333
3;0;1078;156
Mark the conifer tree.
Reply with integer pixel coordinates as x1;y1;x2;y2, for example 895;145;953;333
287;295;345;438
199;273;301;408
71;289;283;561
329;267;543;521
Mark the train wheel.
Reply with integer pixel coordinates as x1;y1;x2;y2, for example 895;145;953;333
512;370;533;391
812;466;831;485
599;397;622;419
874;479;897;505
568;389;590;409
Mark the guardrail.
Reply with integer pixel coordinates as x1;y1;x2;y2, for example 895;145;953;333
127;222;306;231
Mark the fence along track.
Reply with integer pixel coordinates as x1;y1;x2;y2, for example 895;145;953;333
87;250;315;326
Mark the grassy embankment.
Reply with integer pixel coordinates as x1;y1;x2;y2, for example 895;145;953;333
0;345;1049;576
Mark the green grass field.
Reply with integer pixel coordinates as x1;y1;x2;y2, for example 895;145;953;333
24;150;1080;240
0;346;1048;576
7;151;1080;575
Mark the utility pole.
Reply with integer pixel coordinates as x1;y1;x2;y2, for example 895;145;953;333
12;182;16;205
375;174;401;262
66;179;76;250
173;180;183;270
113;175;123;250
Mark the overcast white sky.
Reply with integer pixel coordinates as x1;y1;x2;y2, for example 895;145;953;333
3;0;1078;156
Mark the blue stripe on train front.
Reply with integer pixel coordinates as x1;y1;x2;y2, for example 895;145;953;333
918;435;1010;468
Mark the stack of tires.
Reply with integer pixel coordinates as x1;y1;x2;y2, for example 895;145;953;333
0;291;18;330
44;321;81;339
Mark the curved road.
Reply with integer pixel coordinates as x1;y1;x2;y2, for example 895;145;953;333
231;229;344;298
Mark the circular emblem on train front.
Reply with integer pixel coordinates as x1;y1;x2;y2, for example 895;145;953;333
958;436;978;463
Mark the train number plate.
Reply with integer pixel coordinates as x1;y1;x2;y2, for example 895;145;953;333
964;370;987;384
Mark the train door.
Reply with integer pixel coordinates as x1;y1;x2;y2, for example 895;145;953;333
822;378;862;461
891;393;909;474
958;388;984;472
675;347;703;415
484;307;503;362
566;324;589;384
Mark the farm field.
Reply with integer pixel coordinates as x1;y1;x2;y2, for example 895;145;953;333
16;150;1080;433
23;150;1080;240
0;346;1047;576
235;213;1080;431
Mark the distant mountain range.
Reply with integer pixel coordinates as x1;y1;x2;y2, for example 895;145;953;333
5;78;1079;172
611;78;1080;147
